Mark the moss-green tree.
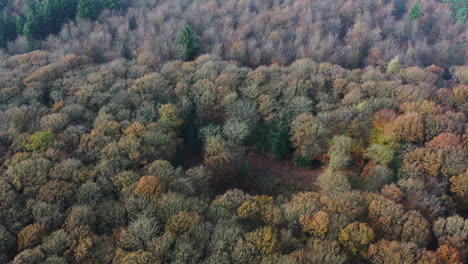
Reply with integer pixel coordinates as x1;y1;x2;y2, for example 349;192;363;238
176;23;199;61
24;130;54;152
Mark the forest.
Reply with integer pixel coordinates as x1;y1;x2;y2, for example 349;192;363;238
0;0;467;263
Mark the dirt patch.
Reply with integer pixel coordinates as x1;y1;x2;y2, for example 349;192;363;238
177;146;323;196
241;152;323;194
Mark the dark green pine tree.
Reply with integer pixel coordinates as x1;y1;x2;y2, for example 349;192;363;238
0;12;17;47
22;1;44;41
105;0;120;10
77;0;102;21
176;23;200;61
409;3;421;21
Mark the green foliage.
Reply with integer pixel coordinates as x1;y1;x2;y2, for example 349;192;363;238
24;130;54;152
443;0;467;22
0;11;17;47
317;168;351;193
176;23;200;61
0;225;15;255
408;4;421;21
339;222;375;258
264;121;291;160
328;136;353;170
386;57;402;75
365;144;394;165
42;229;71;255
22;0;78;41
77;0;102;20
105;0;120;10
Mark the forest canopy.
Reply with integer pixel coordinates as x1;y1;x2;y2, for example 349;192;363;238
0;0;467;264
0;0;466;68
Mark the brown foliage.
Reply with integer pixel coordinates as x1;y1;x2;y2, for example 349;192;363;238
392;113;425;143
299;211;329;237
165;211;202;234
133;176;166;198
17;223;47;251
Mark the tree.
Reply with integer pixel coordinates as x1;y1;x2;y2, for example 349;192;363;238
121;250;158;264
105;0;120;10
386;57;402;75
0;11;17;47
362;164;394;192
339;222;375;258
299;211;329;237
392;113;424;143
22;0;77;41
237;195;281;226
166;211;202;234
368;197;405;240
40;113;70;132
23;130;54;152
17;223;47;251
158;104;183;130
244;226;280;256
328;136;353;170
435;245;463;264
133;175;166;199
0;225;16;259
204;136;231;169
409;4;422;21
42;230;71;256
290;238;347;264
77;0;102;20
176;23;200;61
400;210;430;247
368;240;417;264
365;144;394;165
127;216;161;249
400;148;443;179
317;168;351;193
290;113;325;163
433;215;468;250
450;171;468;207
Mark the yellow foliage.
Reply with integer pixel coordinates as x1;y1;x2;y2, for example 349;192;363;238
158;104;183;129
238;195;280;225
238;200;261;219
165;211;202;234
339;222;375;258
245;226;280;255
450;171;468;198
299;211;329;237
124;122;148;137
204;136;230;169
121;250;160;264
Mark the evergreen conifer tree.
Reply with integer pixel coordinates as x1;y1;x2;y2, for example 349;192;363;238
409;4;421;21
176;23;200;61
77;0;102;20
0;11;17;47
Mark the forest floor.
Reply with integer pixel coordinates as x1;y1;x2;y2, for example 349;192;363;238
178;147;323;196
239;152;323;195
